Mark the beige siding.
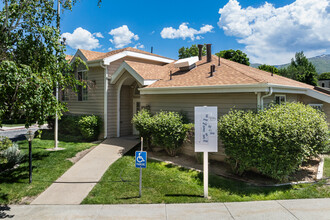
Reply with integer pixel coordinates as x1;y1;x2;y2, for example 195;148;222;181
66;66;105;117
263;93;299;107
120;85;133;136
140;93;258;122
107;57;165;137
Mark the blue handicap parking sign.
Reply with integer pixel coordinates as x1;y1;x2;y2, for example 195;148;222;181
135;151;147;168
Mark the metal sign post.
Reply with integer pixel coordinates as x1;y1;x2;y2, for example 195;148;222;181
136;137;147;197
194;106;218;198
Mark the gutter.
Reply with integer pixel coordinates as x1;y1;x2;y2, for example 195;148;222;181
100;61;110;139
260;87;273;110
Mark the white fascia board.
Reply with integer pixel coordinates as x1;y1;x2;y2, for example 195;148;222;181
140;84;270;95
110;62;144;85
103;51;174;65
306;89;330;103
69;50;88;65
174;56;198;68
144;80;158;86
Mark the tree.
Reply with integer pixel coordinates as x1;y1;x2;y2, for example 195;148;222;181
258;64;279;75
318;72;330;80
178;44;206;59
0;0;89;127
278;52;318;86
216;49;250;66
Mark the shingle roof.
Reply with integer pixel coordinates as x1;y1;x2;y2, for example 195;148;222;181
124;61;167;80
78;47;172;61
138;55;315;90
65;55;73;62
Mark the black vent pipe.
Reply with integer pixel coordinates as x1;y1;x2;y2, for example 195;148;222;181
198;44;203;61
206;44;212;62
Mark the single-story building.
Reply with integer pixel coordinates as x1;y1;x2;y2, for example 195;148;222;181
65;45;330;141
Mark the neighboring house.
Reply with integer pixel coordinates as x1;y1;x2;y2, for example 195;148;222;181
319;79;330;88
65;45;330;139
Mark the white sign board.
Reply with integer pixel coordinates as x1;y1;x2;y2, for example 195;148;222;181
194;106;218;152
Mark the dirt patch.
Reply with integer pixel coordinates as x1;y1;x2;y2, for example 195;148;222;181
148;150;322;185
67;145;97;164
18;196;37;205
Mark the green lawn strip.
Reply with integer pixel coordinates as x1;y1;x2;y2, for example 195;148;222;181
82;155;330;204
1;124;25;127
324;157;330;178
0;139;95;204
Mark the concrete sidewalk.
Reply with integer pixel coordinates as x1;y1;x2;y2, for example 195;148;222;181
31;137;139;205
2;198;330;219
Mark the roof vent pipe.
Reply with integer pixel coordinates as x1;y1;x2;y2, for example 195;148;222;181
218;55;220;66
206;44;212;62
198;44;203;61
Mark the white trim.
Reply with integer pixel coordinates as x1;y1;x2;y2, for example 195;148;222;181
140;83;330;104
260;87;273;110
116;76;129;137
103;51;174;65
100;62;109;139
111;62;158;86
140;84;270;95
144;80;158;85
111;62;144;85
70;49;88;64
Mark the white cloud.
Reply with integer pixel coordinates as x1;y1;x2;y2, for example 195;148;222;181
133;43;145;49
160;23;214;41
61;27;101;50
94;32;104;38
109;25;139;48
218;0;330;64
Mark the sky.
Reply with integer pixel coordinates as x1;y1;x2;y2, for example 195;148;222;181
57;0;330;64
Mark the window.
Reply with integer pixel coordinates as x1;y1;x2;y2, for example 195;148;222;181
62;88;69;101
275;95;286;105
309;104;323;111
78;71;88;101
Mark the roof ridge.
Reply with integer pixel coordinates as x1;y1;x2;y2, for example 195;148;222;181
221;58;264;83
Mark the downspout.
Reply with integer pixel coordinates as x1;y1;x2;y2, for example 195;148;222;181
260;87;273;110
100;61;110;139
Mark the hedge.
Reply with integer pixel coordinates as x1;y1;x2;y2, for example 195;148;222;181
218;102;328;181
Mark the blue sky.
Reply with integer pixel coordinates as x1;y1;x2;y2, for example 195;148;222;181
58;0;329;64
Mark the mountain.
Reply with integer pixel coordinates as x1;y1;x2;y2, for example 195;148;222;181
251;54;330;74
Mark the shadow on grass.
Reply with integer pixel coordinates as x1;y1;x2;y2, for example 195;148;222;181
118;196;141;200
165;194;203;198
38;129;85;143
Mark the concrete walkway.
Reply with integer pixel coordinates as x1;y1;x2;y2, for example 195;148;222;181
2;198;330;219
31;137;139;205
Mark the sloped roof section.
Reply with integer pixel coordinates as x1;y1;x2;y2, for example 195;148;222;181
65;55;73;62
144;55;316;90
124;61;168;80
78;47;171;62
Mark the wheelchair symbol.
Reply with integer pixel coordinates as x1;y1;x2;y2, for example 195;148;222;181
136;152;145;163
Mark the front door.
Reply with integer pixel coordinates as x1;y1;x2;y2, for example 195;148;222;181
132;98;141;135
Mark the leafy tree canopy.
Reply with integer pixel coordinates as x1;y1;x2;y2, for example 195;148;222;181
216;49;250;66
178;44;206;59
0;0;90;127
318;72;330;80
258;64;279;75
278;52;318;86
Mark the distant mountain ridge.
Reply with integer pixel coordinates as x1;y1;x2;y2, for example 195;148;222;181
251;54;330;74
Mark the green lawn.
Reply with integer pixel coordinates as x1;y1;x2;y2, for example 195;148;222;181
83;153;330;204
324;157;330;178
2;124;25;127
0;139;96;204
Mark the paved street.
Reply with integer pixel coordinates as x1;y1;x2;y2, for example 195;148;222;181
0;125;47;141
1;198;329;219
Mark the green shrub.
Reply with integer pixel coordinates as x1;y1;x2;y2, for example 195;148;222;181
0;136;13;165
47;114;102;141
0;143;24;172
152;111;192;156
131;109;154;150
218;102;328;181
78;115;102;141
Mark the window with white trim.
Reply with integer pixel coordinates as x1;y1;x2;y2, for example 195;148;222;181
275;95;286;105
78;71;88;101
309;104;323;111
